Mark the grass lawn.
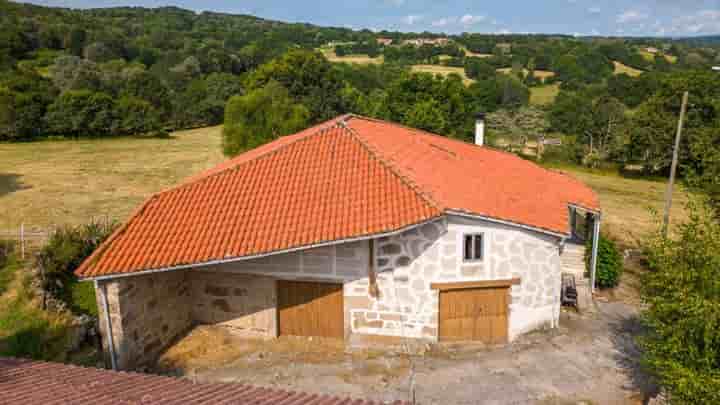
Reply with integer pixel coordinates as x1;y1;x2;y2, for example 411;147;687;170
0;126;225;229
0;257;75;361
543;163;688;247
497;68;556;80
410;65;474;85
319;48;383;65
613;61;644;77
530;83;561;106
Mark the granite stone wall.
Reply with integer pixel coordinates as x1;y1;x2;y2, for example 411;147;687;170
346;216;562;341
189;271;277;337
96;270;192;370
97;215;563;369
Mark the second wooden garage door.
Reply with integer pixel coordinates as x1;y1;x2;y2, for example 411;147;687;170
439;287;509;344
277;280;344;339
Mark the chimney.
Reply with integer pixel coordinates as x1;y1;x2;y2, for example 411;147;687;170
475;112;485;146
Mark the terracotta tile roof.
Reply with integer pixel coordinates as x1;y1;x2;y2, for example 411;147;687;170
77;115;598;278
345;117;599;234
0;357;407;404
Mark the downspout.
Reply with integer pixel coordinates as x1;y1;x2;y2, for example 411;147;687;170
589;214;601;293
96;280;118;370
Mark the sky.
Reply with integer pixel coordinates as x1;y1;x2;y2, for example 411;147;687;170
24;0;720;37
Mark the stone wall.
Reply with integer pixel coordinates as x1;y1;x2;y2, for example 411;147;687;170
189;271;277;337
96;215;563;369
96;270;192;370
346;216;562;341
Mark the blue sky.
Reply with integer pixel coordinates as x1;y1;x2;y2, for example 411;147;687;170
24;0;720;37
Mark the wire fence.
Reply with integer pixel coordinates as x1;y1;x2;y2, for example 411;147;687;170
0;224;52;260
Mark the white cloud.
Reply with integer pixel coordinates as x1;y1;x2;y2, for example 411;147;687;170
460;14;486;25
431;17;452;27
616;10;649;24
403;14;422;25
667;10;720;34
588;7;601;14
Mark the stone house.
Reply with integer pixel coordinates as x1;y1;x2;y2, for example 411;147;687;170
77;114;601;370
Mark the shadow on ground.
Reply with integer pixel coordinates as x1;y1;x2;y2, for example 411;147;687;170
0;173;31;198
606;306;659;404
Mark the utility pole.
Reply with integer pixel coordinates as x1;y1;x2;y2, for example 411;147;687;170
662;91;689;237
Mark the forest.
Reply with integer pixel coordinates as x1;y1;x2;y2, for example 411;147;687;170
1;0;719;209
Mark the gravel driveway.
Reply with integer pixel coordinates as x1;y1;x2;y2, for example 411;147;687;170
158;301;655;405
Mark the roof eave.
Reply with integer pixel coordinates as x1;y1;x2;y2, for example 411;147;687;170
79;214;445;282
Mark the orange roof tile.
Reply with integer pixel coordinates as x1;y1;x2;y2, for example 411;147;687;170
0;357;408;404
77;115;598;278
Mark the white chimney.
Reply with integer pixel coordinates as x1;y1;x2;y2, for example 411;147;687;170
475;112;485;146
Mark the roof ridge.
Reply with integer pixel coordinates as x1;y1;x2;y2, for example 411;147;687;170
339;117;443;212
348;114;597;207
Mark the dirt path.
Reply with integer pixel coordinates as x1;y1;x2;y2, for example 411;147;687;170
158;301;654;404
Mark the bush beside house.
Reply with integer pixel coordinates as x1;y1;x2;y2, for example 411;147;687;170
586;234;623;289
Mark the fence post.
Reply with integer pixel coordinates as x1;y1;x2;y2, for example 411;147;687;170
20;223;25;260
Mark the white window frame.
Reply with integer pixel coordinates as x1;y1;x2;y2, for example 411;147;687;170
462;233;485;262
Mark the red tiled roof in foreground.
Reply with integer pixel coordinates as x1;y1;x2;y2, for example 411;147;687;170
0;357;406;405
76;115;598;278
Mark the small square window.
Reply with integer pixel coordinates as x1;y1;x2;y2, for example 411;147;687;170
463;233;484;261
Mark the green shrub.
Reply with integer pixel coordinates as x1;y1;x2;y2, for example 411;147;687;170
586;234;623;288
0;254;19;296
0;239;15;269
37;221;115;315
640;202;720;403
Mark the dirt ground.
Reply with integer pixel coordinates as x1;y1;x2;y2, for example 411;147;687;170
156;298;655;405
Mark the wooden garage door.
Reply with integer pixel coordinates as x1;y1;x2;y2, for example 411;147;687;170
277;280;344;339
439;287;509;344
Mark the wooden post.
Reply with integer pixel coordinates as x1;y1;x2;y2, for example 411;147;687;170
662;91;689;237
589;214;601;292
19;223;25;260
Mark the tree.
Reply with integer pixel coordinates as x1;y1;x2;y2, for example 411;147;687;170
246;50;345;122
112;96;160;135
44;90;116;137
222;81;309;156
464;57;495;80
49;56;103;92
486;106;549;152
641;200;720;403
404;98;447;134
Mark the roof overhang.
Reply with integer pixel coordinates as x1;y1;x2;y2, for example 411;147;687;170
81;215;445;282
445;210;569;239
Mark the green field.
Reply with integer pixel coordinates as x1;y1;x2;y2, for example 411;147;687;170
1;127;687;248
530;83;561;105
410;65;474;85
319;48;383;64
613;61;644;77
0;126;225;229
544;163;687;246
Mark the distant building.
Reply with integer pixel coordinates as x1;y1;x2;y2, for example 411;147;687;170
713;66;720;72
377;37;393;46
645;47;659;54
